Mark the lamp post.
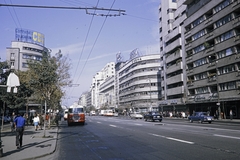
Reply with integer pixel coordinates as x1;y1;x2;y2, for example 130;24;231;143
216;61;221;120
0;70;20;157
147;78;152;111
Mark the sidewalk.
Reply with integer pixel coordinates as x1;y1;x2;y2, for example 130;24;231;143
0;124;58;160
165;117;240;124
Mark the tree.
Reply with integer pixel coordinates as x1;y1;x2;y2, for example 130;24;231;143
27;50;72;112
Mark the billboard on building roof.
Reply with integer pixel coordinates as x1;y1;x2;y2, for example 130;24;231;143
15;28;45;46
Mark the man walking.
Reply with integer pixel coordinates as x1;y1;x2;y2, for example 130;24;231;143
14;113;26;149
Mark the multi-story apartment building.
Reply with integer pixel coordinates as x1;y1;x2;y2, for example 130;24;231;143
78;91;88;107
118;54;161;113
90;62;115;109
158;0;187;114
98;75;115;109
184;0;240;118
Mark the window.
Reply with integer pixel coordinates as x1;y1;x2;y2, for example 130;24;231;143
192;16;205;28
11;53;15;58
192;30;205;41
214;0;231;14
193;44;205;54
193;58;207;67
217;47;234;58
219;64;235;74
10;61;14;67
215;14;232;28
196;87;208;94
220;81;236;91
195;72;208;80
215;30;234;44
22;63;28;68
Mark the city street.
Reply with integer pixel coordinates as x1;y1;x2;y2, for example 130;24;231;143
38;116;240;160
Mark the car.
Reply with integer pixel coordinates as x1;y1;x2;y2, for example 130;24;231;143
90;111;96;116
144;112;162;122
188;112;214;123
130;112;143;119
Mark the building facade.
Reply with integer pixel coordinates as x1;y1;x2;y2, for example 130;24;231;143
118;54;161;113
184;0;240;118
158;0;188;114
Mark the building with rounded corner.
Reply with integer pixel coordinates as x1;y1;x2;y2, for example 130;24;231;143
118;54;161;113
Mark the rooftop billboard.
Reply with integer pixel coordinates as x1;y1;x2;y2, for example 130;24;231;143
15;28;45;46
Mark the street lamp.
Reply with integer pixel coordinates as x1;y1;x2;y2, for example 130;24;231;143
147;78;152;111
0;70;20;157
215;61;221;120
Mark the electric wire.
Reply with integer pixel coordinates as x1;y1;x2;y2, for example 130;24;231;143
4;0;20;28
69;0;116;99
9;0;22;28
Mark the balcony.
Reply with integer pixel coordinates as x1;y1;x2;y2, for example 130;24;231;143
165;39;182;53
166;50;182;63
167;86;184;95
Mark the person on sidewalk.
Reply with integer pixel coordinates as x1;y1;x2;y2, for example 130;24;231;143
14;113;26;149
33;114;40;131
10;112;16;132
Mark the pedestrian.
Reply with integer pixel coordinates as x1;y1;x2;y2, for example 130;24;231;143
10;112;16;132
14;113;26;149
55;113;59;127
33;114;39;131
215;110;219;120
230;109;233;120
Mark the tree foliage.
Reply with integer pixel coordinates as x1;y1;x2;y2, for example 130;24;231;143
27;50;72;111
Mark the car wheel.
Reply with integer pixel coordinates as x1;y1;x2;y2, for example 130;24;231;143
189;119;193;123
159;119;162;122
144;118;147;121
208;121;212;124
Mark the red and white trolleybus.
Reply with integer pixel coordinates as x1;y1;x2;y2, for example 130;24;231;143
67;104;85;126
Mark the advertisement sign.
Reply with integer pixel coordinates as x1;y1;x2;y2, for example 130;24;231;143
15;28;45;46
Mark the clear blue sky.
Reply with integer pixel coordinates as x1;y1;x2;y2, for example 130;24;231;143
0;0;160;107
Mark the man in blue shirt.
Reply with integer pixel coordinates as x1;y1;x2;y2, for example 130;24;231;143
14;113;26;149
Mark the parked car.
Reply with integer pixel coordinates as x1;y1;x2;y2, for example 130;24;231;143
0;115;11;123
90;111;96;116
130;112;143;119
144;112;162;122
188;112;214;123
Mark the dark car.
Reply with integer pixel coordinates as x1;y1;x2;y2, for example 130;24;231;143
188;112;214;123
144;112;162;122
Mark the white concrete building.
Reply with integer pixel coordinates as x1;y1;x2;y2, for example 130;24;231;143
118;54;161;113
158;0;187;113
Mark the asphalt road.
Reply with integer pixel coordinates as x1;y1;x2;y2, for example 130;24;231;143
38;116;240;160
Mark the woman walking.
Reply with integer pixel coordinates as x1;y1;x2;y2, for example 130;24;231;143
33;114;39;131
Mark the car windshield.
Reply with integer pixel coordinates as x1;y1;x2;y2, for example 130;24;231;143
69;108;84;113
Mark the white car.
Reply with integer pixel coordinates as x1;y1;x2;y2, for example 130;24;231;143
130;112;143;119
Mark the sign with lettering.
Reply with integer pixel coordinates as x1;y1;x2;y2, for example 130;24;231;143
15;28;45;46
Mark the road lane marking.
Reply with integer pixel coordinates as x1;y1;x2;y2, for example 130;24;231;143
166;137;194;144
214;134;240;140
135;123;143;126
97;122;101;124
149;133;194;144
109;124;117;128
